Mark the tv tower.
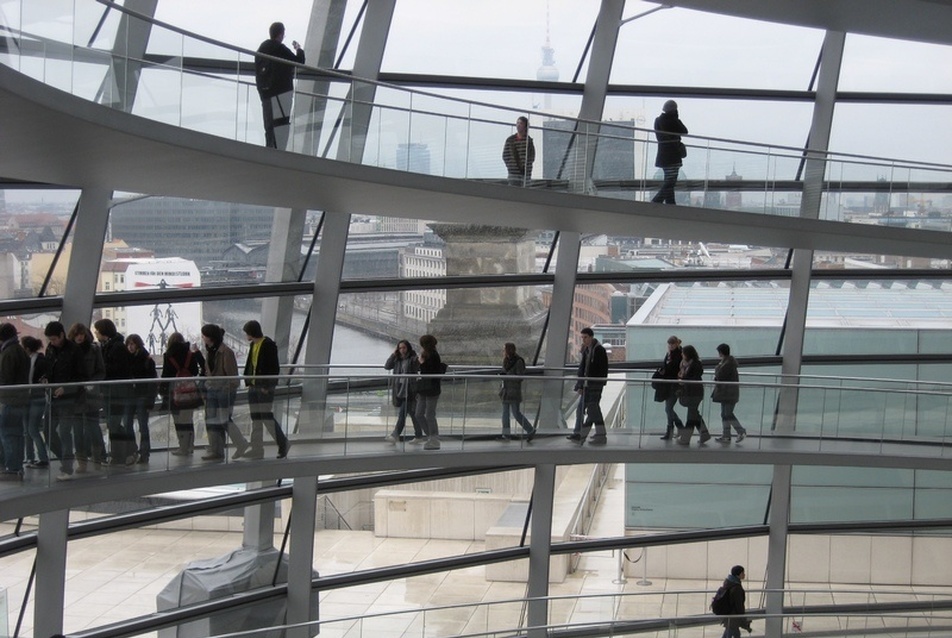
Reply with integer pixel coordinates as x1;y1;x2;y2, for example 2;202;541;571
536;1;559;110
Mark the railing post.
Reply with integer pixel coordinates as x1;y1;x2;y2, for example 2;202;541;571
34;509;69;638
526;464;556;637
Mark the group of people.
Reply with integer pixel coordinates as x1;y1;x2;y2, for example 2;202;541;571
0;318;290;483
654;336;746;446
383;334;445;451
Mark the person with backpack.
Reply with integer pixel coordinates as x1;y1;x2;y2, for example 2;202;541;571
255;21;305;149
712;565;752;637
160;332;204;457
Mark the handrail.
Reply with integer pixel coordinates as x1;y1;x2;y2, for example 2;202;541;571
3;2;950;174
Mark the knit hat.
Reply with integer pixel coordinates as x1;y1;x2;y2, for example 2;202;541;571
731;565;745;577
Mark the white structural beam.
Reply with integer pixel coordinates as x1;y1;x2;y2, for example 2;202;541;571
61;187;111;325
526;464;557;636
768;30;846;638
34;509;70;638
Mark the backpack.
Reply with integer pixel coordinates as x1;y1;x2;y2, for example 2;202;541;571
711;584;733;616
169;350;203;409
255;56;273;93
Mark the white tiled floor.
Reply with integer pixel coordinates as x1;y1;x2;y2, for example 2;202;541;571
2;464;950;637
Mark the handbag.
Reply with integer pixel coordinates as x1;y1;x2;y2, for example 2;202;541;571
677;141;687;159
650;369;664;391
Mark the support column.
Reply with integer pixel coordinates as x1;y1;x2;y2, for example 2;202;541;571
287;476;319;638
99;0;157;111
540;233;580;429
243;488;276;552
61;187;110;325
301;0;395;427
526;464;556;637
566;0;624;192
260;207;307;357
769;32;845;637
765;465;793;638
34;509;69;638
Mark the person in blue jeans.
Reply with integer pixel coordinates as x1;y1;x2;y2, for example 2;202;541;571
384;340;423;444
202;324;249;461
498;342;536;441
719;565;752;638
21;336;51;469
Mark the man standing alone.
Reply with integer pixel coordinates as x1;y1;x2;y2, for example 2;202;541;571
502;116;536;186
255;21;305;149
567;328;608;445
242;320;290;459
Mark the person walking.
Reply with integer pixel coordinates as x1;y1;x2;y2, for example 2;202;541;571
21;336;51;470
0;323;30;481
677;344;711;445
255;21;305;149
502;116;536;186
656;335;685;440
712;343;747;444
567;328;609;445
651;99;688;204
201;324;249;461
414;334;444;451
160;332;204;458
719;565;753;638
124;334;157;464
242;320;290;459
498;342;536;441
384;339;423;444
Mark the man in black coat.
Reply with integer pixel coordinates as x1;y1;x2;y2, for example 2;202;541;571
242;320;290;459
651;99;689;204
255;21;305;149
44;321;85;480
567;328;609;445
720;565;752;638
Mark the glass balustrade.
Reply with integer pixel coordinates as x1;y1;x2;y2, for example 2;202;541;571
111;588;952;638
4;367;950;488
1;0;950;231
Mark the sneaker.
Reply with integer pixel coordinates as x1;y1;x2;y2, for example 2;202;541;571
137;456;150;464
736;431;746;443
409;437;426;445
565;433;581;441
201;453;224;461
232;446;250;460
660;433;673;440
56;472;75;481
715;437;731;444
497;434;511;441
699;432;712;445
277;442;291;459
423;438;441;451
675;439;690;446
525;427;537;442
384;434;397;444
25;460;49;469
588;436;607;446
242;449;265;460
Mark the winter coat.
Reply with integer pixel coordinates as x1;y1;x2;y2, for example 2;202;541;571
711;355;740;404
0;338;30;407
416;350;443;397
574;340;608;391
654;346;683;401
205;342;240;393
654;109;688;168
385;349;419;404
500;354;527;403
244;337;279;391
678;358;704;405
129;349;158;403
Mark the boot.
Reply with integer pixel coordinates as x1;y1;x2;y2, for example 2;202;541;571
660;424;674;440
698;418;712;445
202;431;225;461
171;429;193;456
227;420;250;459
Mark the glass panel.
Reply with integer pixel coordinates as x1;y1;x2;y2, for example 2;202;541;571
625;464;772;528
0;188;79;298
103;196;285;287
0;546;35;635
841;35;952;94
611;5;824;90
383;0;600;81
830;103;952;166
